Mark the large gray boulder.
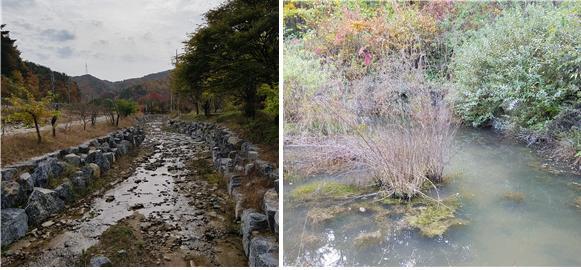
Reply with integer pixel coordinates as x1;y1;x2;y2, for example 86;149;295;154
262;188;278;233
274;211;279;234
103;152;115;165
248;235;278;267
116;141;129;155
98;142;111;152
71;167;93;191
254;160;273;176
1;208;28;247
241;209;268;256
30;157;63;188
64;153;81;166
1;168;18;182
25;188;65;226
120;139;133;151
78;144;90;154
86;150;110;173
1;180;28;209
228;175;242;195
18;172;34;193
54;180;75;203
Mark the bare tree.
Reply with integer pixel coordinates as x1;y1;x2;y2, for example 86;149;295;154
71;103;90;130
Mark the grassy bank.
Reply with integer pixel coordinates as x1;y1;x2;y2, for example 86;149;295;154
177;110;278;165
1;116;137;166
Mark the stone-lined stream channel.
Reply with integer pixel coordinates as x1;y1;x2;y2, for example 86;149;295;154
3;116;246;266
284;128;581;266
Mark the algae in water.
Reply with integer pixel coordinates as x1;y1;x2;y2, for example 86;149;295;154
405;194;467;237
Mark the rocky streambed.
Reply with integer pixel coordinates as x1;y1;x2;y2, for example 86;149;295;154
1;116;264;266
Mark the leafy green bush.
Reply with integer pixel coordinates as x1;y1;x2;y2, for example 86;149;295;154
258;83;278;119
115;99;138;117
452;3;580;131
283;41;339;134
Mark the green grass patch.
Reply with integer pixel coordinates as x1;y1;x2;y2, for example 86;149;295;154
79;222;146;266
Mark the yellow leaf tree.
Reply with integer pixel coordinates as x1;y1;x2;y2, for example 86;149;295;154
6;85;54;143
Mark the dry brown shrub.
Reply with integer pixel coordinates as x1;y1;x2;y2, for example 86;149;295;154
285;58;456;198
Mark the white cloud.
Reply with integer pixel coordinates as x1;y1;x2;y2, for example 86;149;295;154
2;0;225;81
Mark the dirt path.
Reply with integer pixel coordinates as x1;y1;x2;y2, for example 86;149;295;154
1;116;246;267
2;116;109;136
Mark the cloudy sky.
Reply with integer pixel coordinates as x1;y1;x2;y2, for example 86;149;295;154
2;0;224;81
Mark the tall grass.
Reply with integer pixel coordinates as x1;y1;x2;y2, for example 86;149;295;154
286;58;456;198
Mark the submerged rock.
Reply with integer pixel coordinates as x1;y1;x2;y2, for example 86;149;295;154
90;255;112;267
1;208;28;246
354;230;383;248
502;191;525;204
306;206;349;225
25;188;65;226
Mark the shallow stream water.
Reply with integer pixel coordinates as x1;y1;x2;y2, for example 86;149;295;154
284;129;581;266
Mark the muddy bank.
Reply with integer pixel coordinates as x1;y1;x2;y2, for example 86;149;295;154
169;119;279;267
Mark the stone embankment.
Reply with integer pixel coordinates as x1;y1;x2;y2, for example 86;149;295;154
169;120;279;267
1;127;145;246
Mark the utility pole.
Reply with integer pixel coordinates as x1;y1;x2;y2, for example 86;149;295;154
66;77;71;103
85;62;88;74
170;49;178;113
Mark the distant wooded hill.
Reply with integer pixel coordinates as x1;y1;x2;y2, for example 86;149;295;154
72;70;171;102
1;24;170;105
1;28;81;102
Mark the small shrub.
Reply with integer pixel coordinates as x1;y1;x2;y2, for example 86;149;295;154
452;3;580;131
306;59;457;198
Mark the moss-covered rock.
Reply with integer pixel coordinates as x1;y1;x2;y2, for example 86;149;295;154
405;194;467;237
502;191;525;203
353;230;383;248
306;206;349;225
